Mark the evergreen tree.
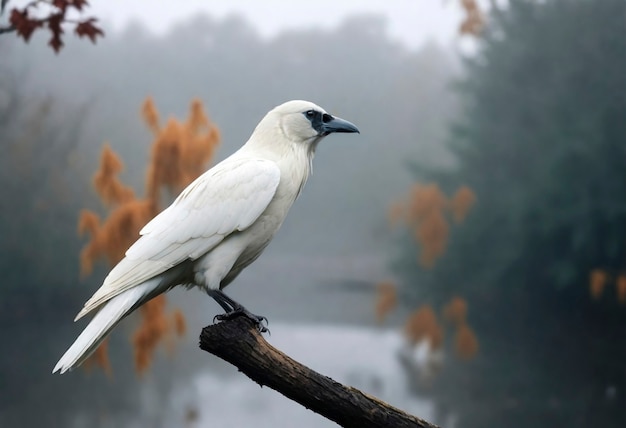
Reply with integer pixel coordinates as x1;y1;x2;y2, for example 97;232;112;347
397;0;626;426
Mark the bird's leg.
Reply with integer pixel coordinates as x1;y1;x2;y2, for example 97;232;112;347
208;289;236;313
207;289;269;333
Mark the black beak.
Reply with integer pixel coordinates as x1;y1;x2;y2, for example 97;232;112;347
321;114;360;134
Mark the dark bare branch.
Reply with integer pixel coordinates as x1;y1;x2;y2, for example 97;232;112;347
199;316;441;428
1;0;10;16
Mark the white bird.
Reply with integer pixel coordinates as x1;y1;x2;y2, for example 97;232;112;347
53;100;359;374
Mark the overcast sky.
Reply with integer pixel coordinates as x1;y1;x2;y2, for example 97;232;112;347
48;0;467;50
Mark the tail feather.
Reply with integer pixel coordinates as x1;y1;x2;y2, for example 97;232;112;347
53;279;159;374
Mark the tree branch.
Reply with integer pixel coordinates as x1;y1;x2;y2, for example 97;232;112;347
0;25;15;34
199;316;441;428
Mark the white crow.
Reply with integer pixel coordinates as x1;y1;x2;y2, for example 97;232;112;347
53;100;359;374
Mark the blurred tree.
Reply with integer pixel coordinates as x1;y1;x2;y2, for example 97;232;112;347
0;89;90;316
79;97;220;375
384;183;479;382
394;0;626;427
0;66;108;427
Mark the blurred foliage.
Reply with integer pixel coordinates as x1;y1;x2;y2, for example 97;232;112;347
374;280;398;323
458;0;485;36
588;269;626;305
404;305;444;349
390;183;475;268
82;336;112;378
78;144;154;276
376;281;479;362
617;275;626;304
383;180;480;370
589;268;609;300
453;322;478;360
79;97;219;375
442;295;468;325
392;0;626;427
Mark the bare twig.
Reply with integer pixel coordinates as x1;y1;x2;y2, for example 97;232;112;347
199;316;441;428
1;0;10;16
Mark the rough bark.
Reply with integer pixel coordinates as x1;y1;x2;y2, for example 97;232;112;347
199;316;441;428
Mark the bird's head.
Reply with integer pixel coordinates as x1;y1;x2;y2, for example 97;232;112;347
257;100;359;146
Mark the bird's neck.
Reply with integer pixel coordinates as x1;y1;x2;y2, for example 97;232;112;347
243;129;317;198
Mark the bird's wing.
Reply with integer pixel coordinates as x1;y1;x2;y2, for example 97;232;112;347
75;158;281;320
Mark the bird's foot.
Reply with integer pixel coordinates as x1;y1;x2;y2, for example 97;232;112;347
213;307;269;333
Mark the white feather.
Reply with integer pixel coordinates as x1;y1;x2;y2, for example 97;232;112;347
75;158;280;320
54;100;357;374
53;278;160;374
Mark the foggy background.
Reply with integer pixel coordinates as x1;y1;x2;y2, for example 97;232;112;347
0;0;624;427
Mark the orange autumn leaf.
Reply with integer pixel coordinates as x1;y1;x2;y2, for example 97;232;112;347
92;144;135;207
443;296;468;326
82;338;112;377
404;305;444;349
173;309;187;336
141;97;161;135
146;100;220;204
416;210;449;268
374;280;398;323
449;185;476;224
132;295;170;375
406;183;447;226
616;274;626;305
589;269;608;300
458;0;485;36
455;322;479;360
78;198;156;276
391;182;474;269
77;209;100;238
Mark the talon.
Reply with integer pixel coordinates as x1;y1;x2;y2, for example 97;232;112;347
253;316;269;334
214;307;269;333
208;289;269;333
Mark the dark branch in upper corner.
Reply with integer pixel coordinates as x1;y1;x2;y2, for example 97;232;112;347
199;316;441;428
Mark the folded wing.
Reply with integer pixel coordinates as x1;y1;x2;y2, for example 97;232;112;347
75;157;281;320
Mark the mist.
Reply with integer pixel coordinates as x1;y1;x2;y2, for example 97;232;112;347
1;1;624;427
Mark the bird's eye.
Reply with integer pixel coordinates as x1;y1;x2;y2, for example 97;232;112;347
305;110;316;118
322;113;333;123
